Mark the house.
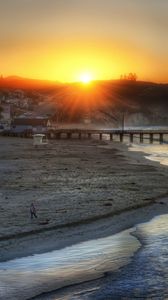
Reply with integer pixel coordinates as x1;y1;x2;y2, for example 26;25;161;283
11;117;51;134
0;104;11;129
1;104;11;122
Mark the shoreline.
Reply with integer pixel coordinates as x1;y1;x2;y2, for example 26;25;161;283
0;137;168;262
1;200;168;300
39;211;168;300
1;195;168;263
22;202;168;300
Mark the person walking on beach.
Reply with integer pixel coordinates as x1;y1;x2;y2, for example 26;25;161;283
30;203;37;219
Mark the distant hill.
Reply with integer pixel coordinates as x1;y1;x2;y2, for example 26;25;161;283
0;76;61;89
94;80;168;126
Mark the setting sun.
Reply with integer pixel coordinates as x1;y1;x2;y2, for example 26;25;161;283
80;73;92;84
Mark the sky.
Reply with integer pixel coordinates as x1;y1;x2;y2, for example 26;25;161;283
0;0;168;83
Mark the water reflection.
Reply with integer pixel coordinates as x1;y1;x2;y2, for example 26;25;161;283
53;214;168;300
0;229;140;300
0;215;167;300
129;144;168;166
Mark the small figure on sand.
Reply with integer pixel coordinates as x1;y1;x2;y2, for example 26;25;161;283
30;203;37;219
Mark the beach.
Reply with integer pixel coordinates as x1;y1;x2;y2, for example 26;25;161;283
0;136;168;261
0;136;168;299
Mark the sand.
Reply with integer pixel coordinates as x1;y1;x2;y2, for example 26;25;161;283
0;136;168;261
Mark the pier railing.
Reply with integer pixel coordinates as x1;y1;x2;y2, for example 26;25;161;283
2;128;168;144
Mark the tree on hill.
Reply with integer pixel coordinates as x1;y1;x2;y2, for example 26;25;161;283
120;73;137;81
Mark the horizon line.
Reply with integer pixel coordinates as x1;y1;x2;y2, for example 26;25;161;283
0;74;168;85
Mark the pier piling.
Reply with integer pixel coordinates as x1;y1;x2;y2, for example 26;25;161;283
159;133;163;144
130;133;134;143
140;133;144;143
110;133;113;141
150;133;154;144
120;133;123;142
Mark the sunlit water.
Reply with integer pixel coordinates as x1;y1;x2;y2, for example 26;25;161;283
0;214;167;300
129;143;168;166
0;230;140;300
33;214;168;300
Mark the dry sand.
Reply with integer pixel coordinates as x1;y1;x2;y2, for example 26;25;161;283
0;136;168;261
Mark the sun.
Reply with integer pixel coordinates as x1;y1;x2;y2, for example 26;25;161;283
80;73;92;84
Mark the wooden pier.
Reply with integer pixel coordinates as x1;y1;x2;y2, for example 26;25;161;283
47;129;168;144
2;128;168;144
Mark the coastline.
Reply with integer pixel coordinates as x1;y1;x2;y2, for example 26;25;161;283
0;137;168;262
1;200;168;300
1;197;168;263
38;212;168;300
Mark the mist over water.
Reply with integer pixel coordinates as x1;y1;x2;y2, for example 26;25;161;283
124;126;168;166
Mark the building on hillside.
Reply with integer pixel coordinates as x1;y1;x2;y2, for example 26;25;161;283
1;104;11;121
0;104;11;129
11;117;51;134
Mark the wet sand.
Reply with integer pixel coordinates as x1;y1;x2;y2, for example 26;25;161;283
0;136;168;262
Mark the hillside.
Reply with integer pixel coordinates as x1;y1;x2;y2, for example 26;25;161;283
0;76;61;89
0;78;168;126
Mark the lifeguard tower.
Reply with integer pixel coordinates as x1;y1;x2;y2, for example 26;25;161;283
33;134;48;146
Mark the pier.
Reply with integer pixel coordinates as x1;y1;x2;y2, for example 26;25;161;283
2;128;168;144
47;129;168;144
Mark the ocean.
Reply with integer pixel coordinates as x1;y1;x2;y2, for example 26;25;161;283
130;143;168;166
39;214;168;300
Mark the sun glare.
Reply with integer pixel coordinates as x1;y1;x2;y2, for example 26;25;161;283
80;73;92;84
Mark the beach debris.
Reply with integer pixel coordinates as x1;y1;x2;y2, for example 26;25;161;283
104;202;112;206
38;219;50;225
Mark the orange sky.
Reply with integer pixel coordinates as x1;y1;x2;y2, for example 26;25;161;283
0;0;168;83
